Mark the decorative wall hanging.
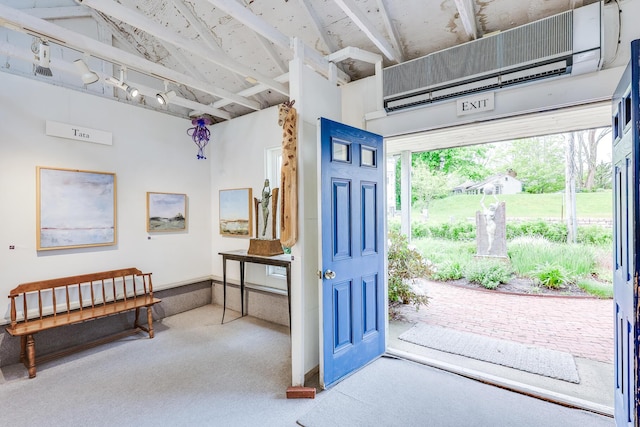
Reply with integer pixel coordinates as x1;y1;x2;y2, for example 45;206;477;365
187;114;213;159
147;192;187;232
37;166;116;250
219;188;252;237
278;100;298;247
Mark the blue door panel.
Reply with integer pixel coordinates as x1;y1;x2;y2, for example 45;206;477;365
332;179;352;260
321;117;385;388
362;274;378;336
333;280;353;351
612;39;640;427
361;182;377;256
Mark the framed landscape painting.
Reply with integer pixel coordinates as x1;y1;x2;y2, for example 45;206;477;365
219;188;252;237
37;166;116;250
147;192;187;232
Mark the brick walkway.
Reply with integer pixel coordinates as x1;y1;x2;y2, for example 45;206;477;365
397;280;614;364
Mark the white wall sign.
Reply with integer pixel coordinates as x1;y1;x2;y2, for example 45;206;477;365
46;121;113;145
456;92;495;116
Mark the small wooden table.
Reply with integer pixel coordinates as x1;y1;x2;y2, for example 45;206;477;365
219;250;292;329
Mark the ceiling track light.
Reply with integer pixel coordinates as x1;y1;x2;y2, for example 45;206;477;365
104;69;139;99
156;90;176;106
73;59;99;84
34;39;52;77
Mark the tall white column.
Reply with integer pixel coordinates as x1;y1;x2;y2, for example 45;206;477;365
400;150;411;240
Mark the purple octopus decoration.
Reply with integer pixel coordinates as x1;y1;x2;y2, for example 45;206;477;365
187;115;212;159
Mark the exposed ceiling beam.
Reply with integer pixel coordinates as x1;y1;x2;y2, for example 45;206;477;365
298;0;339;53
23;6;92;20
213;73;290;109
205;0;350;84
374;0;404;61
76;0;289;98
453;0;478;40
170;0;270;106
0;4;259;111
333;0;403;63
0;40;232;120
254;33;289;75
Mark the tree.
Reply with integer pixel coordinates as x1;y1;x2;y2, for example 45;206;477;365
411;163;451;210
412;146;491;181
576;127;611;191
486;136;565;193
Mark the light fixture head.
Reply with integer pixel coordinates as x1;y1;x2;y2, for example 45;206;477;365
156;90;176;105
73;59;99;84
105;76;139;99
35;41;52;77
125;85;139;98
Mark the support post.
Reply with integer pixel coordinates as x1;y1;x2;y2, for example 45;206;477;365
400;150;412;240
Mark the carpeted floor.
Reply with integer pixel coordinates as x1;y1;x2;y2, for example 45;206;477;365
399;323;580;383
0;305;317;427
0;305;613;427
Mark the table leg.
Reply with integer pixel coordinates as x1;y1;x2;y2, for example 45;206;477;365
240;261;245;316
222;256;227;324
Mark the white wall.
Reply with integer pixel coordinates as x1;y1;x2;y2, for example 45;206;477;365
208;106;286;289
289;57;342;385
0;72;212;323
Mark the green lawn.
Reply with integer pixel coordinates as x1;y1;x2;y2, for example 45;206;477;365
416;191;612;223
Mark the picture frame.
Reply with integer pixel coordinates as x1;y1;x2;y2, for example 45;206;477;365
37;166;116;250
219;188;252;237
147;192;187;232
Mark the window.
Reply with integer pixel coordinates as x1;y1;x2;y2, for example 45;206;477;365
265;146;287;278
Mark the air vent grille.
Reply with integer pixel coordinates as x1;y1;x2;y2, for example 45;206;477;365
383;10;574;101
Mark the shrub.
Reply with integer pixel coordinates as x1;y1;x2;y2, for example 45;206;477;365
533;262;570;289
387;231;432;312
508;237;596;278
506;221;567;242
431;260;464;281
578;225;612;246
464;261;513;290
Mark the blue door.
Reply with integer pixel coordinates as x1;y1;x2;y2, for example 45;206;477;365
319;117;386;388
612;39;640;427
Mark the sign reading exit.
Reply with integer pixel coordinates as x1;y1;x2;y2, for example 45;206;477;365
456;92;495;116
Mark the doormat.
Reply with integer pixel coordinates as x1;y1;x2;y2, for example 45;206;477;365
399;323;580;383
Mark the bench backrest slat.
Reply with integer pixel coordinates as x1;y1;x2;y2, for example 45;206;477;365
7;268;152;327
8;268;143;296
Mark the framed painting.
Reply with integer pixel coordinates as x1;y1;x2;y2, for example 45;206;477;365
37;166;116;250
219;188;252;237
147;192;187;232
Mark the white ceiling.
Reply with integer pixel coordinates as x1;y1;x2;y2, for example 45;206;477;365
0;0;604;123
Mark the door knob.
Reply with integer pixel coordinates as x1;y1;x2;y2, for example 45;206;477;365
324;269;336;280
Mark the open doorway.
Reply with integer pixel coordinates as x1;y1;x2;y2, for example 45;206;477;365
385;125;614;414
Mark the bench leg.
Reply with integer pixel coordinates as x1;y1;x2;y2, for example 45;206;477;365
25;334;36;379
147;307;154;339
134;307;141;329
20;335;26;363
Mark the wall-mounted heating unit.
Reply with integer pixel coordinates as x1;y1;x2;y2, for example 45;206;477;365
383;2;603;112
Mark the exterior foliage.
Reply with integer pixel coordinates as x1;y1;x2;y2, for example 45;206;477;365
387;231;432;313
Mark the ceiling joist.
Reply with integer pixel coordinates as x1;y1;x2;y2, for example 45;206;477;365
453;0;479;40
0;4;255;115
76;0;289;99
333;0;404;63
205;0;350;84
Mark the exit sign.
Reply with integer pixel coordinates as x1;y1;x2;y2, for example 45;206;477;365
456;93;495;116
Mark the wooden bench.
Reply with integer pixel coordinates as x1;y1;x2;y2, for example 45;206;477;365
5;268;161;378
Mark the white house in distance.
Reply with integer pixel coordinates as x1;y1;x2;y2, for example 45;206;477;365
454;170;523;195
